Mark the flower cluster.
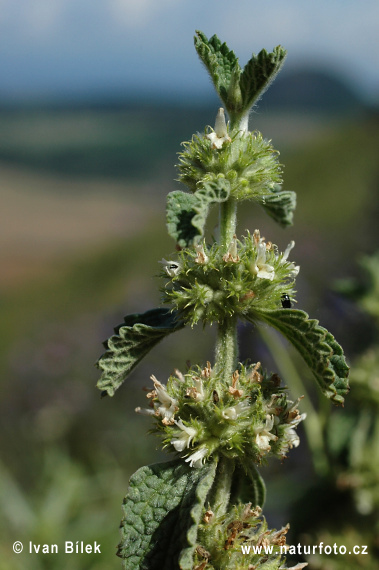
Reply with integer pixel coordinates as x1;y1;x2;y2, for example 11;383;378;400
136;362;305;468
194;503;308;570
177;107;282;201
160;230;299;326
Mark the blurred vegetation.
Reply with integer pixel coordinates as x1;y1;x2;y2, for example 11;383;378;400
0;97;378;568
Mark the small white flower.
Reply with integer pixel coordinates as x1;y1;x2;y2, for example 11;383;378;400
222;399;250;420
206;108;231;149
279;240;300;277
190;376;205;401
194;244;209;265
150;375;178;423
255;415;278;451
135;406;155;416
171;419;197;452
280;405;306;454
251;230;275;280
159;259;182;278
223;235;240;263
185;447;208;468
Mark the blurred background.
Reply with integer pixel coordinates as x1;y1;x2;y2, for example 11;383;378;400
0;1;378;568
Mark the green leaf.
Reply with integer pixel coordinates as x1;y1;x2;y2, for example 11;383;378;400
167;178;230;247
194;31;241;112
240;45;287;109
117;459;218;570
229;460;266;508
249;308;350;405
256;186;296;227
96;308;184;397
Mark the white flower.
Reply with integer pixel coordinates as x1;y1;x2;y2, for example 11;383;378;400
150;375;178;424
159;259;181;278
171;419;197;452
279;240;300;277
206;108;231;149
255;415;278;452
278;398;307;454
185;447;208;468
250;229;275;280
135;406;155;416
194;244;209;265
222;399;250;420
223;235;240;263
187;376;205;402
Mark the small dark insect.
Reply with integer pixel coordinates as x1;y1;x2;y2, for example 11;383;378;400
281;294;291;308
213;390;219;403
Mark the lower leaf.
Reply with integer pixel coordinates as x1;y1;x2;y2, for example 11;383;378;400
118;459;218;570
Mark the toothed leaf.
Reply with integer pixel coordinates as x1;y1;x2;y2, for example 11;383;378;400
194;30;241;111
249;308;349;405
117;459;218;570
96;308;184;397
240;45;287;109
256;186;296;227
167;178;230;247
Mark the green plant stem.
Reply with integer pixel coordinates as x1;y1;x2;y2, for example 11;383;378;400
215;198;238;381
219;198;237;254
208;456;235;517
258;325;330;477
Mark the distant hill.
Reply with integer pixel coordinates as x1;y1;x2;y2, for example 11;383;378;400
263;67;365;114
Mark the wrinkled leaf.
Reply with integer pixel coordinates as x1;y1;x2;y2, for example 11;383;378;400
167;178;230;247
117;459;218;570
195;31;286;120
96;308;184;397
250;308;349;405
194;31;241;112
256;186;296;227
240;46;287;109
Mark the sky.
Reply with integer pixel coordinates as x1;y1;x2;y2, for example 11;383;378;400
0;0;378;103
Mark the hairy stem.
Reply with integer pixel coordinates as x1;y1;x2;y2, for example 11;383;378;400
208;456;235;517
215;198;238;381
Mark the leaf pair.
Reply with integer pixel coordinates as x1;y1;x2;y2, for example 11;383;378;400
166;178;296;248
97;307;349;405
195;31;287;123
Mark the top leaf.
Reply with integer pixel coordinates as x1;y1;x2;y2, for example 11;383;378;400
195;31;286;123
240;45;287;110
194;31;241;113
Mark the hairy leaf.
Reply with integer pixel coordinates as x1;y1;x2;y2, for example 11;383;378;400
195;32;286;120
96;308;184;397
117;459;218;570
250;308;350;405
194;31;241;111
167;178;230;247
240;46;287;109
256;186;296;227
